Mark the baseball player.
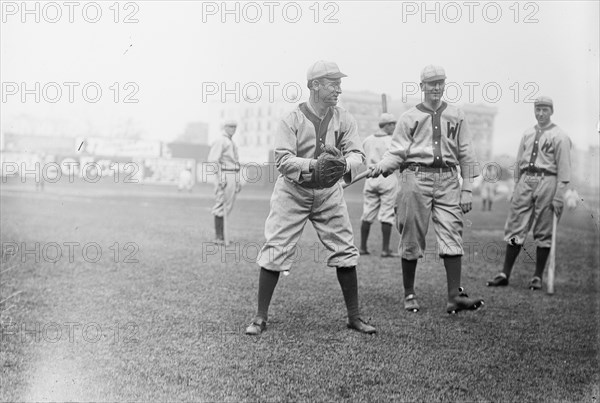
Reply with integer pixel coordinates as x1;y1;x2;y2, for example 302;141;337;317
207;119;241;243
245;60;376;335
480;165;498;211
359;113;400;257
487;96;572;290
370;65;484;314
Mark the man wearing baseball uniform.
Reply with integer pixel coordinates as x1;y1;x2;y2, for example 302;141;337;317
480;165;498;212
370;65;484;314
207;119;241;243
245;60;376;335
360;113;400;257
487;96;572;290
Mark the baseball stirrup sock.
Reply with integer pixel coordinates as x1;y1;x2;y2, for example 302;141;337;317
534;247;551;279
401;258;417;296
256;267;280;321
382;222;392;251
503;244;522;277
336;267;360;320
444;256;462;299
214;216;224;240
360;221;371;250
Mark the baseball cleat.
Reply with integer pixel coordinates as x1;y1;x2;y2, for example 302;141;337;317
487;273;509;287
529;276;542;290
446;288;484;314
245;318;266;335
381;250;400;258
404;294;420;312
359;248;370;256
346;317;376;334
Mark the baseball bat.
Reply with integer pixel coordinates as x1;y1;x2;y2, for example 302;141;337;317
381;93;388;113
546;213;558;294
342;169;370;189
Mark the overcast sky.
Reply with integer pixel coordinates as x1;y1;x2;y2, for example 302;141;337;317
2;0;598;155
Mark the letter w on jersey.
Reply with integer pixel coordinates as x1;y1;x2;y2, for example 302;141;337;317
447;121;462;140
541;140;554;154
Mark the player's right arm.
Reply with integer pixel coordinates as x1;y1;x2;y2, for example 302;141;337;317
274;113;314;184
207;138;225;186
514;133;527;182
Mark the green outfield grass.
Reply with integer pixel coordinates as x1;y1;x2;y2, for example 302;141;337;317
1;181;598;402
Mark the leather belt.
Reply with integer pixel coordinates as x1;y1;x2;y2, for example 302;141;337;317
523;168;556;177
405;164;456;174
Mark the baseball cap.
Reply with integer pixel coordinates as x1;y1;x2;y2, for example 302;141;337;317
534;96;553;109
223;119;238;127
307;60;348;81
420;65;447;83
379;113;397;125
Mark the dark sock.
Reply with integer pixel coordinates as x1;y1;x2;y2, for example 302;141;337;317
336;266;360;320
256;267;280;321
360;221;371;250
444;256;461;299
402;258;418;296
488;201;493;211
534;247;551;279
214;216;224;240
502;244;522;277
382;222;392;252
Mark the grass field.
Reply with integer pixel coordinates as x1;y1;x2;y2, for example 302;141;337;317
1;180;599;402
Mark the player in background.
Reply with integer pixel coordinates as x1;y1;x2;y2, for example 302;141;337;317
207;120;242;243
487;96;572;290
359;113;400;257
480;164;498;211
370;65;484;314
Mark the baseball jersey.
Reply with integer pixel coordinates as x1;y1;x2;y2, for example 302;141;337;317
275;102;365;184
207;131;239;171
379;102;480;178
516;124;571;182
363;130;393;165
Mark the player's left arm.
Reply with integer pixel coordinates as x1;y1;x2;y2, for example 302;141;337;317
456;112;480;213
551;133;572;217
337;112;366;184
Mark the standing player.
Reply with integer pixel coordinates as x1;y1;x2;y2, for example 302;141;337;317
370;65;484;314
359;113;400;257
207;119;241;243
480;165;498;211
487;96;571;290
245;60;376;335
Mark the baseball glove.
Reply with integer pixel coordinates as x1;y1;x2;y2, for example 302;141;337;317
313;145;346;188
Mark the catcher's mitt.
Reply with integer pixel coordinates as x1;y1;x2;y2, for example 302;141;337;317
313;145;346;188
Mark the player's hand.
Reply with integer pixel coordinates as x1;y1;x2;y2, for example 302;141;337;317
369;163;391;178
235;182;242;193
551;195;564;217
460;190;473;213
218;180;227;189
551;187;565;217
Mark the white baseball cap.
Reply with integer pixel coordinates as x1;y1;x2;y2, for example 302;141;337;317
379;113;397;125
223;119;238;127
307;60;348;81
421;65;447;83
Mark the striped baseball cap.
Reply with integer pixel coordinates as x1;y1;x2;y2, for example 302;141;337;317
420;65;446;83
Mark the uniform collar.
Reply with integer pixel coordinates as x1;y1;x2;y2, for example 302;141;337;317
307;100;332;119
535;123;555;132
